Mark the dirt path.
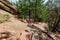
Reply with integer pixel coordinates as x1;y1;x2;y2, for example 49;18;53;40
0;17;59;40
0;16;48;32
0;9;48;33
0;18;28;33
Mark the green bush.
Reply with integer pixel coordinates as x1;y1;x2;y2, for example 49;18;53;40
0;14;10;23
14;0;47;22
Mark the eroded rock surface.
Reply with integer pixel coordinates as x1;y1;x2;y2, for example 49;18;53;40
0;0;17;15
0;0;60;40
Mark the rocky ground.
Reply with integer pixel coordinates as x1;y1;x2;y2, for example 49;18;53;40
0;9;60;40
0;17;60;40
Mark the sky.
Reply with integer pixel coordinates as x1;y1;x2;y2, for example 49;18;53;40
44;0;48;4
10;0;48;4
10;0;18;3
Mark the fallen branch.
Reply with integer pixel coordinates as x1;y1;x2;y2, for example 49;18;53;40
27;24;54;40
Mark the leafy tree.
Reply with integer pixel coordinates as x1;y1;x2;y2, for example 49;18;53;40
14;0;47;22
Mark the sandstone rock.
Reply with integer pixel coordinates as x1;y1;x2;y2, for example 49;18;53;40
0;0;18;23
0;32;12;39
1;39;7;40
32;32;40;40
0;0;18;15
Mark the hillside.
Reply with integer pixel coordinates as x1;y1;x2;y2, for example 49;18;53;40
0;0;60;40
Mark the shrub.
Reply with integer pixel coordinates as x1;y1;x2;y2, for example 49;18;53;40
0;14;10;23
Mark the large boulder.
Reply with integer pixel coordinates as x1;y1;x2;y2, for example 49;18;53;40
0;0;18;15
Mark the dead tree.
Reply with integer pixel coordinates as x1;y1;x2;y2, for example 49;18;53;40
52;7;60;32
